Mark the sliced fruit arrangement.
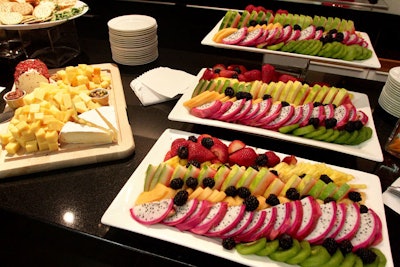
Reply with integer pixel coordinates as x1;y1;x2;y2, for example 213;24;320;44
214;5;372;61
131;133;386;267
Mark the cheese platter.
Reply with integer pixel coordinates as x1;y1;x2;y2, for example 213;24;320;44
0;63;135;179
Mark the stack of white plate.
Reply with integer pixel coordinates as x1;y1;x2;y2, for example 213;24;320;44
107;15;158;66
379;66;400;118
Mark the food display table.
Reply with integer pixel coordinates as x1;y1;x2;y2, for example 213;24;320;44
0;3;399;267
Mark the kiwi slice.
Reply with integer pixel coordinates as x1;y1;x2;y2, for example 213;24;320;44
294;40;313;54
236;238;267;255
286;240;311;265
318;43;333;57
333;130;351;144
353;256;364;267
299;40;319;55
255;239;279;256
344;130;359;145
279;123;300;134
343;46;357;61
281;40;298;52
299;245;331;267
309;41;323;56
325;129;341;142
313;128;334;141
304;126;327;138
348;127;367;145
267;42;285;51
370;248;387;267
269;239;301;262
320;249;344;267
293;125;316;136
340;252;357;267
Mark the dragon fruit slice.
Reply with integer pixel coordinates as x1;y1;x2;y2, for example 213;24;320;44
335;203;361;242
323;104;335;120
218;99;247;121
130;199;174;225
326;202;347;239
220;211;254;239
268;202;292;240
347;104;358;121
175;200;212;231
350;209;380;251
286;29;301;42
254;29;269;46
304;201;337;244
263;104;295;130
235;210;267;242
273;25;293;44
310;105;326;125
356;110;369;125
247;98;272;126
238;101;261;122
210;101;233;119
190;100;222;118
239;28;263;46
294;196;322;240
286;200;304;236
370;209;383;246
258;27;280;47
299;25;316;40
163;198;199;226
205;204;246;237
222;27;248;45
191;202;228;235
229;99;253;122
298;103;314;127
248;206;277;241
333;104;351;129
254;102;282;126
282;105;304;127
314;29;323;40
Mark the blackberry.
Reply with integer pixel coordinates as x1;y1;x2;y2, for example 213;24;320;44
285;188;300;200
325;34;334;43
224;87;235;97
320;174;333;184
293;24;302;31
186;177;198;189
313;102;322;107
353;120;364;130
322;238;338;255
237;187;251;199
201;137;214;149
316;26;325;32
339;240;353;255
265;194;280;206
325;118;337;129
187;135;197;142
251;165;259;171
299;173;306;178
222;237;236;250
279;234;293;250
270;169;278;176
186;160;201;168
348;191;362;202
308;117;320;128
236;91;252;100
249;20;258;26
355;248;377;264
335;32;344;42
232;73;239;79
345;121;357;132
225;186;238;197
262;94;272;100
177;146;188;159
281;101;290;107
231;66;242;74
260;20;269;25
202;177;215;188
359;204;369;213
243;195;259;211
255;154;268;166
173;190;188;206
324;197;336;204
328;29;338;35
170;177;184;189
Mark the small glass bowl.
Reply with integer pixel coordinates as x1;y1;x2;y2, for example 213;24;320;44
3;89;26;109
89;88;109;106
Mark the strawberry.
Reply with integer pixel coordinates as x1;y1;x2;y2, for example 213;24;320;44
219;69;238;78
243;69;261;82
227;64;247;74
200;68;218;80
282;155;298;165
187;142;216;162
229;147;258;167
228;140;246;154
210;143;229;163
261;64;276;83
197;134;213;144
276;9;289;15
278;73;298;83
170;138;189;157
237;73;247;82
265;151;281;167
212;63;226;74
245;4;255;12
164;150;172;161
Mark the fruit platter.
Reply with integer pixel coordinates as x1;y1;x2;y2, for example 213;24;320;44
168;64;383;162
201;5;381;69
0;60;135;178
101;128;393;267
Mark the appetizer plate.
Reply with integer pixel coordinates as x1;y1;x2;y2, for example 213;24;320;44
0;1;88;30
168;70;383;162
201;19;381;69
0;63;135;179
101;128;393;267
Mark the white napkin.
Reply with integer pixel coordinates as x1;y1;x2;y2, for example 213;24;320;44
130;67;197;106
383;177;400;214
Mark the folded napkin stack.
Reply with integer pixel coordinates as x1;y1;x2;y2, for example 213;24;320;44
383;177;400;215
131;67;197;106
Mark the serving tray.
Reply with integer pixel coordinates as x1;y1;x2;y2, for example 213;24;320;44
0;63;135;178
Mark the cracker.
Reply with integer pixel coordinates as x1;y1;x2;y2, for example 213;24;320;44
0;11;23;24
32;2;55;19
57;0;77;10
0;2;15;13
11;2;34;16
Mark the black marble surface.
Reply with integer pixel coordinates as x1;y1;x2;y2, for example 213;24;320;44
1;3;400;266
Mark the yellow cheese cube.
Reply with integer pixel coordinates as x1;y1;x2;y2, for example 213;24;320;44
29;103;41;113
48;141;59;151
42;115;55;124
15;121;29;132
35;128;46;142
34;112;44;120
21;129;36;141
45;130;58;143
25;140;38;153
34;88;46;101
8;124;21;138
5;141;20;154
23;93;35;104
79;92;92;103
47;119;64;131
74;101;87;113
62;94;72;110
30;120;42;133
54;92;63;107
63;109;76;122
87;101;101;110
18;114;28;122
38;141;49;151
76;75;89;86
0;132;13;146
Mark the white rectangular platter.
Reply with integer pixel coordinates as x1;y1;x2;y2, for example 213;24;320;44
201;19;381;69
0;63;135;178
168;70;383;162
101;128;393;267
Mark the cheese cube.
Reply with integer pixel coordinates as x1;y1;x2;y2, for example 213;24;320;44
25;140;38;153
30;103;41;113
74;101;87;113
34;112;44;120
79;92;92;103
30;120;42;133
45;130;58;143
35;128;46;142
47;119;64;131
5;141;20;154
0;132;13;145
38;141;49;151
62;94;72;110
21;129;36;141
48;141;59;151
15;121;29;132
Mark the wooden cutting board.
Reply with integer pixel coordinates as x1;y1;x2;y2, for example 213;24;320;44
0;63;135;178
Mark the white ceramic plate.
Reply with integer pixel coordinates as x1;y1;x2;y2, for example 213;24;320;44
168;69;383;162
201;19;381;69
0;1;88;30
101;128;393;267
107;15;157;33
